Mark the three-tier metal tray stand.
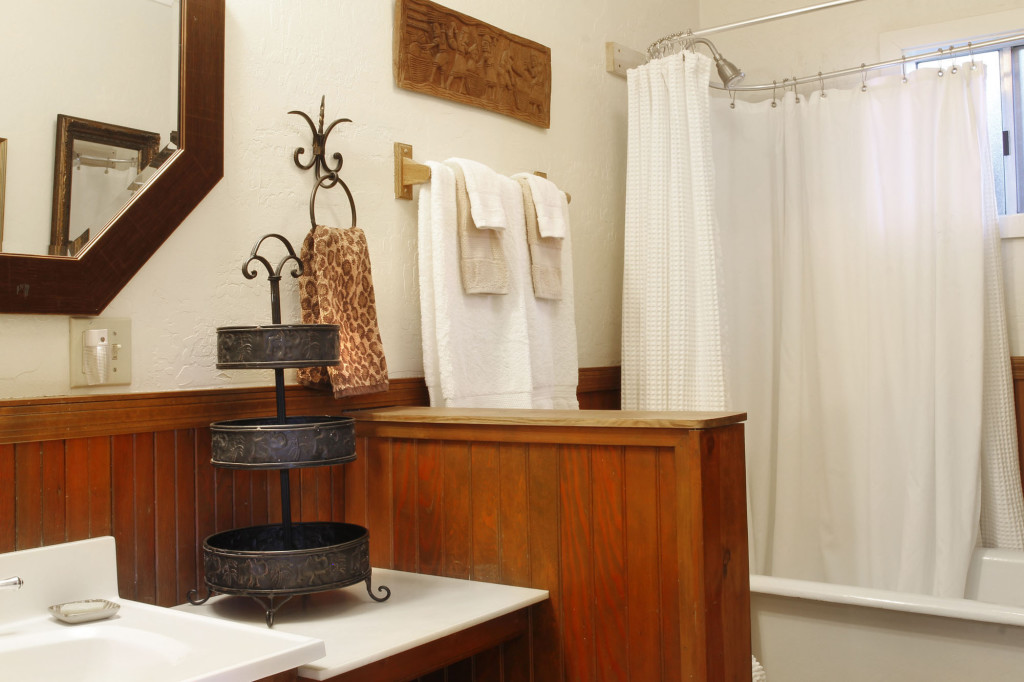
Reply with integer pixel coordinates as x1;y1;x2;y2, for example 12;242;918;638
187;233;390;627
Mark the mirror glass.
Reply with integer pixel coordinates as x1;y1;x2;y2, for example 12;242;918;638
0;0;180;255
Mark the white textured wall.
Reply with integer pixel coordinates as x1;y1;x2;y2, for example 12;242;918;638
0;0;696;399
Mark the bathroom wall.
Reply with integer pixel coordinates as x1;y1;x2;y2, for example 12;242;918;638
0;0;697;400
697;0;1024;353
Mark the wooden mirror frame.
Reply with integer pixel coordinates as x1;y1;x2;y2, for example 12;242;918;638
0;0;224;314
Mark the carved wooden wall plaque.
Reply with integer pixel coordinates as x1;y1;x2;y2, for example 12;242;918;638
394;0;551;129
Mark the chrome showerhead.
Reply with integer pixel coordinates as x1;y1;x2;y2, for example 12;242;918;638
714;55;745;88
691;37;745;87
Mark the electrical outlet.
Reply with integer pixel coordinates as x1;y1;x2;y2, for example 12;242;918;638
69;317;132;387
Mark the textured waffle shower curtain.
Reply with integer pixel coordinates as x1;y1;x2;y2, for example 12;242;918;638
623;52;1024;597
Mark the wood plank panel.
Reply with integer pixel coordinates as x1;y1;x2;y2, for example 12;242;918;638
87;436;112;538
527;443;562;682
252;468;270;526
14;442;42;549
497;443;531;682
111;434;135;599
299;467;317;524
345;438;369;529
233;469;254;527
155;430;178;607
471;442;501;583
392;439;417;572
133;433;157;605
214;461;234;533
176;429;197;605
41;440;66;546
194;429;216;589
331;465;346;523
316;467;333;522
0;444;16;552
366;436;393;568
705;425;751;681
591;445;628;681
416;439;443;576
623;446;662;681
657;446;682;682
558;444;596;681
64;437;90;542
442;441;471;580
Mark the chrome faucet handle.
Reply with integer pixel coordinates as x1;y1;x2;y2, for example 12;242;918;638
0;576;23;590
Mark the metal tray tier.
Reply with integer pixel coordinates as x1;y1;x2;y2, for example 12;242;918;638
216;324;340;369
194;522;390;626
210;416;355;469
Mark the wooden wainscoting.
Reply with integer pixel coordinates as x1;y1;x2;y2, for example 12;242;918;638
0;368;619;679
345;408;752;682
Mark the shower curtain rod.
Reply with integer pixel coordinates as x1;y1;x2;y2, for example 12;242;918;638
648;0;862;56
710;31;1024;92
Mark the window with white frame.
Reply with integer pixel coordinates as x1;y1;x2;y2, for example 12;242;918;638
909;43;1024;216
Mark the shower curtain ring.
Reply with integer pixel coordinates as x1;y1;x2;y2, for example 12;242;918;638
772;80;778;108
861;64;868;92
949;45;958;74
969;41;977;70
819;71;827;98
793;76;800;103
730;89;737;109
901;56;908;84
937;48;945;76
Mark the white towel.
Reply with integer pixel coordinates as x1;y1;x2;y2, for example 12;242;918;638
448;158;508;230
418;161;533;408
522;174;568;238
515;182;579;409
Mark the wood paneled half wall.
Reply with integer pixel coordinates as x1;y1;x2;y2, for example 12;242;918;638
0;368;622;680
347;407;752;681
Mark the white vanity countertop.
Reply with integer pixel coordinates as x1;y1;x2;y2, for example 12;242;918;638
0;537;326;682
176;569;549;680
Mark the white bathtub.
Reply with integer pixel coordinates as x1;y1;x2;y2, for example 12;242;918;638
751;548;1024;680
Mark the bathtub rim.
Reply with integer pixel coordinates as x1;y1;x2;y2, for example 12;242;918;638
750;569;1024;628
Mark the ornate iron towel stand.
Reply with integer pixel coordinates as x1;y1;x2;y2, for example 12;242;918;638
187;104;390;627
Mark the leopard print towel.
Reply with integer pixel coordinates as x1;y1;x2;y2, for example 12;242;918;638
298;225;389;397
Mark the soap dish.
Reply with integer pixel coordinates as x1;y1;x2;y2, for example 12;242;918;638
48;599;120;624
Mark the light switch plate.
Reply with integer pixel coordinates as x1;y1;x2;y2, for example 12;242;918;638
69;317;132;387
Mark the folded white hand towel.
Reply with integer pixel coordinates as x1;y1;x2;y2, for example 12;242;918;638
448;157;508;230
523;174;568;239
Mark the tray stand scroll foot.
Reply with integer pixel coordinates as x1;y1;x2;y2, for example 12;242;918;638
365;576;391;602
187;587;214;606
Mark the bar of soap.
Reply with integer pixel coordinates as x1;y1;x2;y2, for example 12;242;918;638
49;599;120;623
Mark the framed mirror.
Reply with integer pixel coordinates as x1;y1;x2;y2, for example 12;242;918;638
0;0;224;314
49;115;162;257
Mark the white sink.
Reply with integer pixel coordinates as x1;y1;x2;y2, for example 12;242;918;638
0;537;326;682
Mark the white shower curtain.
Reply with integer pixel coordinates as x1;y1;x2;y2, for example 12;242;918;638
623;52;728;411
625;55;1024;597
